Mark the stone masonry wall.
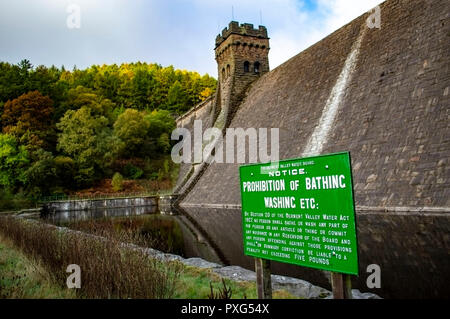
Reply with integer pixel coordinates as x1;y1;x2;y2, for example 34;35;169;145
182;0;449;208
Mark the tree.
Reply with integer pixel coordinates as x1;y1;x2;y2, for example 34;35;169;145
157;133;171;153
144;110;176;155
130;68;155;109
0;60;217;194
55;86;115;124
24;149;57;196
166;81;189;112
0;61;66;112
145;110;176;139
28;65;63;100
2;91;54;150
0;62;25;104
0;134;29;191
18;59;32;76
199;87;214;101
93;64;121;101
56;106;119;186
54;156;76;189
113;109;149;157
0;101;3;131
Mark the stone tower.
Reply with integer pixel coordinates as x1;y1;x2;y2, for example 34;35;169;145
213;21;270;128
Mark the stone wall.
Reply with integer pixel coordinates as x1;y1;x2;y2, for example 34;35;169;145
43;196;158;213
175;95;214;129
174;96;215;193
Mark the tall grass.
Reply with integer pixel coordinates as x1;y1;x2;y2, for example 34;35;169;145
0;216;182;299
0;234;77;299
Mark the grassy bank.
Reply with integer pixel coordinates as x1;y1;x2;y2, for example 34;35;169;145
175;265;296;299
0;216;297;299
0;234;76;298
0;216;181;299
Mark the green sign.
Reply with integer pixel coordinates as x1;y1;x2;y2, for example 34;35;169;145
239;152;359;275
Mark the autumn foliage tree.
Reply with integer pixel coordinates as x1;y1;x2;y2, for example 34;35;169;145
2;90;54;151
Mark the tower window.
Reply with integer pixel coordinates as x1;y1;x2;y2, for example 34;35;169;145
222;68;225;79
244;61;250;72
254;62;260;74
226;64;231;77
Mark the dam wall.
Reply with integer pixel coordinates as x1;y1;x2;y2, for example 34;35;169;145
182;0;449;208
175;0;450;298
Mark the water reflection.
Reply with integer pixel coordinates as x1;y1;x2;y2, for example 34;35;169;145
41;205;223;265
42;205;157;223
178;206;331;288
177;206;449;299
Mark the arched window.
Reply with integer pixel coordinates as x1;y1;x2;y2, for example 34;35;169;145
226;64;231;77
244;61;250;73
254;62;260;74
222;68;225;79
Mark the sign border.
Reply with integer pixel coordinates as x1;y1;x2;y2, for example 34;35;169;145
239;151;360;276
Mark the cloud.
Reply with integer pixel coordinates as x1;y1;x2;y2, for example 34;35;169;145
268;0;385;69
0;0;386;76
317;0;384;31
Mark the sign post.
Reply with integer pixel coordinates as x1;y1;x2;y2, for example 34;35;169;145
239;152;358;299
255;258;272;299
331;273;352;299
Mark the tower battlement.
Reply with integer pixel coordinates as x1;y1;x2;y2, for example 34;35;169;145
214;21;270;83
215;21;268;48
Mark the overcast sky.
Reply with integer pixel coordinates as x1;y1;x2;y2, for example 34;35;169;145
0;0;384;77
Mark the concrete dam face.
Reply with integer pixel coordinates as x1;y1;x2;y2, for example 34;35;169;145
174;0;450;298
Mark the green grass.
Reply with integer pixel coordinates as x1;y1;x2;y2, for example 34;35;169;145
0;235;76;299
174;265;298;299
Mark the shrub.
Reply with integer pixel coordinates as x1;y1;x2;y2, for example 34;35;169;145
111;172;123;192
123;164;143;180
0;190;34;211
